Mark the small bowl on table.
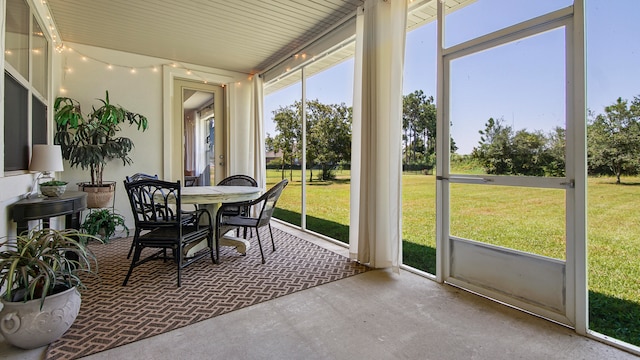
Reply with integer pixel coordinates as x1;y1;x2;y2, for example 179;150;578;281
39;181;68;197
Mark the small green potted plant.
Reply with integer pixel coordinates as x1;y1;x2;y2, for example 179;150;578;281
81;209;129;242
39;179;68;197
0;228;99;349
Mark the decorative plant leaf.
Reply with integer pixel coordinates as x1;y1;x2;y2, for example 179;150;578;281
53;90;149;186
0;229;100;306
81;209;129;242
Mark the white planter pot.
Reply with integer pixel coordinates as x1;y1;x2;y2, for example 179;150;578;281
0;286;81;349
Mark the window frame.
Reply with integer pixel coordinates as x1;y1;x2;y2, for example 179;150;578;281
3;0;52;175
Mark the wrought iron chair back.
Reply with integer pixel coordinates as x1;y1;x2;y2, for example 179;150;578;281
123;179;215;286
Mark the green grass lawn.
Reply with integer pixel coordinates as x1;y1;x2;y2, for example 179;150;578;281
266;169;640;346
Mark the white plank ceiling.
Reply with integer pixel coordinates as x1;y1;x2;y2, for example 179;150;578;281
47;0;474;82
263;0;475;94
46;0;364;75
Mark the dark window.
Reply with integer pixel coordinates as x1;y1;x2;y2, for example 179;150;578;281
4;71;29;171
32;95;47;145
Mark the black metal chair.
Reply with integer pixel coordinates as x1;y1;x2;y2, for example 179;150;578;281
216;175;259;238
216;179;288;264
124;173;196;258
125;173;159;183
123;179;215;287
217;174;258;187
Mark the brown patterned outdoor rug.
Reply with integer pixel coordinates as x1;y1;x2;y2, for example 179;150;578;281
45;227;369;359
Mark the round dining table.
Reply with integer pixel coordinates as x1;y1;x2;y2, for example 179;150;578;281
180;185;263;256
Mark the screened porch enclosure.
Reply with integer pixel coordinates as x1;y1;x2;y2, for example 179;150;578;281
2;0;638;355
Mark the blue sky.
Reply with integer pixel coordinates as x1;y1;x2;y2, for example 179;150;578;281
264;0;640;155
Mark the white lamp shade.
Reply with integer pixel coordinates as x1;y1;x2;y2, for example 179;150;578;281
29;144;65;172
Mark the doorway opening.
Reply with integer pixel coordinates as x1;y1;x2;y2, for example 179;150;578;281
171;79;225;185
183;90;214;186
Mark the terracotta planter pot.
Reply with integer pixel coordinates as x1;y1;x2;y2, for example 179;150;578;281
79;182;116;208
0;286;81;349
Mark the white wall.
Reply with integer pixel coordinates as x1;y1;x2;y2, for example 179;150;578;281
1;41;250;232
56;43;166;228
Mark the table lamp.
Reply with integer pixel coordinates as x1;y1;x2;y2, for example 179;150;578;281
28;144;65;198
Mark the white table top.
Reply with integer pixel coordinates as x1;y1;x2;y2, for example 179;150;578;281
180;185;263;204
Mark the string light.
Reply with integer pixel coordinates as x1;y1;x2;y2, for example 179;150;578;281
38;0;231;86
61;45;218;85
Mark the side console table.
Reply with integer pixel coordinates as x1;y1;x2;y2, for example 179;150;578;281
12;191;88;234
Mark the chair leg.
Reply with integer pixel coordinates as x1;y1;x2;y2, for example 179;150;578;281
177;244;182;287
268;224;276;252
123;245;142;286
215;227;221;263
209;230;217;264
127;233;139;259
255;230;265;264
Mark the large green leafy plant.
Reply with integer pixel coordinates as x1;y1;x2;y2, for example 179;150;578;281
0;229;99;306
54;91;149;185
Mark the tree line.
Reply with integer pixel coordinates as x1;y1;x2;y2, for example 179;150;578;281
266;99;351;181
267;91;640;183
473;95;640;183
266;90;450;180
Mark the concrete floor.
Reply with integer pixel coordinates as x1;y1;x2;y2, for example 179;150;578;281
1;224;638;360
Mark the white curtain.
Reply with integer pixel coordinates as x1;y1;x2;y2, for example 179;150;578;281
251;75;266;189
350;0;407;270
227;77;266;187
184;114;196;173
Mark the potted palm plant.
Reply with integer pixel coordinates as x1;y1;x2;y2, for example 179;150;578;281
54;91;148;208
0;228;99;349
81;209;129;242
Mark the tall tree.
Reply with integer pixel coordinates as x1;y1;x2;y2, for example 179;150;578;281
511;129;547;176
266;103;302;180
544;126;565;177
402;90;437;164
267;99;352;182
587;96;640;184
307;100;352;180
473;117;513;175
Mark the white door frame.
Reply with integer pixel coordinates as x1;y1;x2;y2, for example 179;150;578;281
162;65;244;185
171;79;225;185
435;3;587;330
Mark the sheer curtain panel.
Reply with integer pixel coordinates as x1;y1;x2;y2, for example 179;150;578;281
252;76;266;190
228;77;266;187
349;0;407;270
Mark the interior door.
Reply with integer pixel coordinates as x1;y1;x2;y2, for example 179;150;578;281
171;79;225;185
437;8;583;326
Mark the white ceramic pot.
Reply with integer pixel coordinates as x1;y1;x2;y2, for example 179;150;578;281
0;286;81;349
40;184;67;197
